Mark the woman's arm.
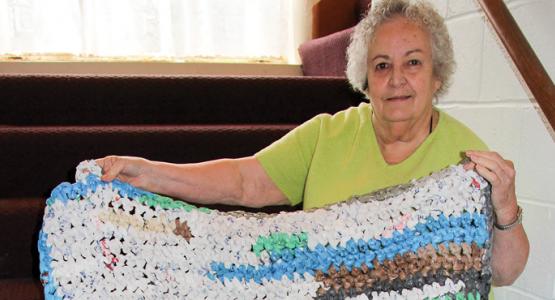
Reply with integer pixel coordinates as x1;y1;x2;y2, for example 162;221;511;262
465;150;530;286
96;155;289;208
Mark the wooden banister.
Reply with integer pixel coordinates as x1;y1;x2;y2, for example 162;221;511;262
478;0;555;131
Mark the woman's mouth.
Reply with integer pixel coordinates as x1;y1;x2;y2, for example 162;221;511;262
386;95;412;101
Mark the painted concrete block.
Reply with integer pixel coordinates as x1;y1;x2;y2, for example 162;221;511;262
493;286;548;300
514;107;555;203
428;0;448;18
445;0;480;18
480;20;530;102
504;201;555;299
444;15;484;102
438;105;524;164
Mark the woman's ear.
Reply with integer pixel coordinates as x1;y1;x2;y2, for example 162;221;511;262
362;79;370;97
433;79;442;94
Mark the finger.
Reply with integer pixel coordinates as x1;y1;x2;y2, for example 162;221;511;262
95;157;107;169
467;151;508;171
463;161;475;171
100;157;124;182
468;155;504;186
474;164;499;186
470;154;516;185
95;155;117;169
502;159;516;180
466;150;502;160
466;151;507;169
95;157;110;175
468;151;516;179
467;153;504;176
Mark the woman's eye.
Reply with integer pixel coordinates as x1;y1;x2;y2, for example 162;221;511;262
408;59;421;66
375;62;388;70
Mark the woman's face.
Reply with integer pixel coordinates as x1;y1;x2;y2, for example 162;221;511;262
367;16;441;125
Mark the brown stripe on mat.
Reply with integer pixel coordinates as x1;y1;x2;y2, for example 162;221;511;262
314;242;485;296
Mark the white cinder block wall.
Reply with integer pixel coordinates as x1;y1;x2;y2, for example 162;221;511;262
431;0;555;299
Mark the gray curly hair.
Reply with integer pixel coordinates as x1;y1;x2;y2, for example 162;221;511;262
346;0;455;98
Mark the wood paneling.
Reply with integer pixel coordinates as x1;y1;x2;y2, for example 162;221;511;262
312;0;358;39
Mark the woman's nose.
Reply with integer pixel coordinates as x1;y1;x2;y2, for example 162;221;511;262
388;66;407;87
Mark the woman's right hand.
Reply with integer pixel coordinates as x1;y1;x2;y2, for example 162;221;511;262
95;155;151;188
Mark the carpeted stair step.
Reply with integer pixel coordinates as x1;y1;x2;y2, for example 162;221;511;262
1;75;364;126
0;278;43;300
1;124;294;199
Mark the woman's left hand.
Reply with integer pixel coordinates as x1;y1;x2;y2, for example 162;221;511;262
464;150;519;222
464;150;529;285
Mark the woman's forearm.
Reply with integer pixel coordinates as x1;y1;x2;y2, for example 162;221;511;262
97;155;288;208
491;218;529;286
142;158;245;206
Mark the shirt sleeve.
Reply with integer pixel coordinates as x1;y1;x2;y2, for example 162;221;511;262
254;115;323;206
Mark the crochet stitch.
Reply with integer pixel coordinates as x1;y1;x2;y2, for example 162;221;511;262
39;160;493;299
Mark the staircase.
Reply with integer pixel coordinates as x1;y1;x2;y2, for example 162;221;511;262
0;74;365;299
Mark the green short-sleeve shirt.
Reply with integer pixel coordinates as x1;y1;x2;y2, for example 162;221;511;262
255;102;488;209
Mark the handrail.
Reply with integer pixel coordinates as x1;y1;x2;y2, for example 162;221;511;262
478;0;555;131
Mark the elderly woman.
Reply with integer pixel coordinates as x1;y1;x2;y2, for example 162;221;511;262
97;0;528;287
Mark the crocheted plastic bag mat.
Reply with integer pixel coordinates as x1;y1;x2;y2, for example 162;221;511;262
39;160;493;300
